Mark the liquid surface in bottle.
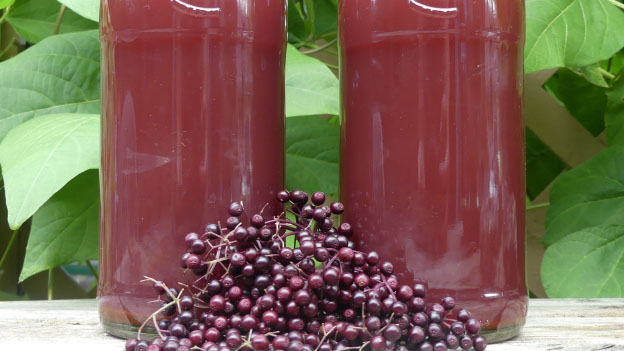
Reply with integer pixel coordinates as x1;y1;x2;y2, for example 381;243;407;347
99;0;286;337
339;0;527;341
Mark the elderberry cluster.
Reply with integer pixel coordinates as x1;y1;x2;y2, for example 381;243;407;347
124;190;488;351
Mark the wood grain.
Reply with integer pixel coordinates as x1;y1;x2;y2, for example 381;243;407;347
0;299;623;350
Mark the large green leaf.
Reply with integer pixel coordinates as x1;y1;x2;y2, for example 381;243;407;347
19;170;99;282
525;0;624;73
542;225;624;297
544;68;607;136
286;44;339;117
286;116;339;197
288;0;308;44
0;0;15;9
606;75;624;146
0;113;100;229
57;0;99;22
0;30;100;142
544;146;624;244
525;128;567;199
6;0;98;43
309;0;337;39
605;49;624;74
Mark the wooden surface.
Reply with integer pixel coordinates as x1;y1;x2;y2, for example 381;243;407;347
0;299;623;350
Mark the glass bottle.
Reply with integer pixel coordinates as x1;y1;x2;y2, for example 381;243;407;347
339;0;527;342
99;0;287;338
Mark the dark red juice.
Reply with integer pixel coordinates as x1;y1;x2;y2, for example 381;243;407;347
99;0;286;337
339;0;527;341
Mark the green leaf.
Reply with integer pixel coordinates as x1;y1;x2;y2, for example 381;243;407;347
310;0;337;39
544;146;624;244
0;113;100;229
6;0;98;43
19;170;99;282
57;0;99;22
286;44;339;117
544;68;607;136
605;49;624;74
525;0;624;73
0;0;15;9
286;116;339;197
0;30;100;142
576;63;609;88
606;75;624;146
525;128;567;199
288;0;308;44
542;225;624;297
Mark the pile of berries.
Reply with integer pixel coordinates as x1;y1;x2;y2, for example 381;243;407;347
124;190;488;351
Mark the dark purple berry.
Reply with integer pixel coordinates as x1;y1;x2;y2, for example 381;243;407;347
460;336;473;350
366;251;380;266
457;309;471;322
434;341;448;351
125;338;138;351
153;281;166;295
228;202;244;216
370;335;385;351
409;326;426;343
311;192;326;205
190;239;206;254
184;233;199;247
277;190;290;203
180;296;194;310
251;214;265;228
383;324;402;342
466;318;481;335
290;190;308;204
397;285;413;301
251;334;270;350
451;321;465;336
413;283;426;298
473;336;488;351
442;296;456;310
446;334;460;349
330;202;345;215
225;216;240;230
380;261;394;275
338;247;354;262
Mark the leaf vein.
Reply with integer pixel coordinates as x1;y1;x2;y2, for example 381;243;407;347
12;118;96;225
526;0;578;62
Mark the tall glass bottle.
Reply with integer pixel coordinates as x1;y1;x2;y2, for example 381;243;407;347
99;0;287;338
339;0;527;342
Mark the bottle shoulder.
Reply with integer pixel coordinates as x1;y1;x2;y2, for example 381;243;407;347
101;0;287;33
338;0;524;36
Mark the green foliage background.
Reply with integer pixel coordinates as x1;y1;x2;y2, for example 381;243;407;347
0;0;623;299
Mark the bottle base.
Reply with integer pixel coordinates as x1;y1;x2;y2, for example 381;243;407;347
101;319;159;340
481;323;524;343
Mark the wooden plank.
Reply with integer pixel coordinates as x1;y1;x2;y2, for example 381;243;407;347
524;69;606;168
0;299;120;350
0;299;623;350
501;299;624;351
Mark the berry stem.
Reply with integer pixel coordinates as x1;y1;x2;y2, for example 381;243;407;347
315;325;337;351
381;274;398;300
137;299;177;340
